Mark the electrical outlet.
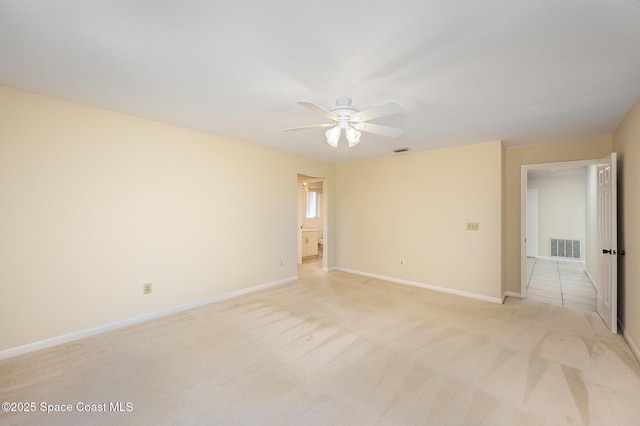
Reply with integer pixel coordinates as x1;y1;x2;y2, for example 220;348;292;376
400;260;405;266
280;259;284;266
143;283;152;294
466;222;480;231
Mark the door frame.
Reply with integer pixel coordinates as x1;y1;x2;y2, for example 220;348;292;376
526;188;539;257
520;159;601;297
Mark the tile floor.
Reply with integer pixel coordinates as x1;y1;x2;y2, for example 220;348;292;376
526;257;597;311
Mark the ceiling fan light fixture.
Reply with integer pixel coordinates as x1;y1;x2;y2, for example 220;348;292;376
286;97;403;149
325;126;340;147
346;127;361;147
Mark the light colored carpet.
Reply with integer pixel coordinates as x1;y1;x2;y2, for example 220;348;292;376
1;258;639;425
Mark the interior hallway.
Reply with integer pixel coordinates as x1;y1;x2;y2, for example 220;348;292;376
526;257;597;312
2;262;639;424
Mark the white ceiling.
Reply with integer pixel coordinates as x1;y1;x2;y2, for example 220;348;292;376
1;1;639;163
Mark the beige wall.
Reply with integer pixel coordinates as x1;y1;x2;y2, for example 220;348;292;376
0;86;335;351
528;174;586;258
2;83;634;356
336;141;504;300
613;98;640;357
504;136;612;294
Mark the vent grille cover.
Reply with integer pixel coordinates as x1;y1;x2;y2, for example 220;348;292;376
550;238;581;259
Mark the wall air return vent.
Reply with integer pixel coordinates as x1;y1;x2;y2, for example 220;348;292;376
550;238;581;260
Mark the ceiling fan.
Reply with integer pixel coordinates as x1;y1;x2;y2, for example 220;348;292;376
282;97;402;147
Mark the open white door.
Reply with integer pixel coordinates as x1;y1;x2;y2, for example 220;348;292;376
597;153;617;333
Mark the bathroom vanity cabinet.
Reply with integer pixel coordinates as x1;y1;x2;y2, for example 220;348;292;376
301;229;319;257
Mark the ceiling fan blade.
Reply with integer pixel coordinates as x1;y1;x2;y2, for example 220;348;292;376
353;122;402;138
351;102;402;122
298;102;338;121
281;123;335;131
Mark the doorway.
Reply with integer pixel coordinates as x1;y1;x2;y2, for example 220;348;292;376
521;160;600;312
521;154;619;333
297;174;328;274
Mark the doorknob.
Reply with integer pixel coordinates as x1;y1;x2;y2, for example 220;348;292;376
602;249;612;254
618;250;625;255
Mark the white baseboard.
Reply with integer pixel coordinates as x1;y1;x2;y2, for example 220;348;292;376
584;268;598;292
535;255;583;263
503;291;522;301
619;320;640;365
336;268;503;304
0;276;298;361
